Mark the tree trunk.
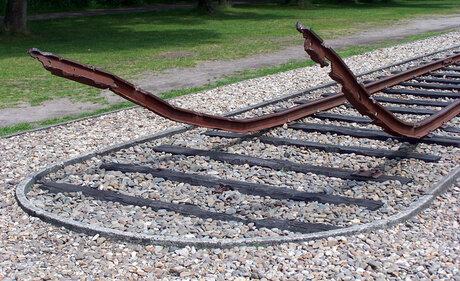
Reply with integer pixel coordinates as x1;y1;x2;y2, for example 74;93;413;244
197;0;213;13
3;0;27;34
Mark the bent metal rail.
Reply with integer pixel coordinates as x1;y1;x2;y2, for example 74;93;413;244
17;38;460;246
28;24;460;138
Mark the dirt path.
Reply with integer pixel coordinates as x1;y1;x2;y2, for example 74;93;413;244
1;13;459;127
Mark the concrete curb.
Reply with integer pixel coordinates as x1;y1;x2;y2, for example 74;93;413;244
16;152;460;248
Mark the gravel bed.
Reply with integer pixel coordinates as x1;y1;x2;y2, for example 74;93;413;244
1;31;460;279
28;113;457;238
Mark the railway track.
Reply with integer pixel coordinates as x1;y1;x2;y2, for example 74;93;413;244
17;32;459;247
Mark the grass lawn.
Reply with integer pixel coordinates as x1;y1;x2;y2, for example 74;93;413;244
0;28;453;137
0;0;459;135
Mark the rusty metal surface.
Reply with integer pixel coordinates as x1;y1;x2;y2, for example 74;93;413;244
28;24;459;137
28;48;345;134
296;23;460;139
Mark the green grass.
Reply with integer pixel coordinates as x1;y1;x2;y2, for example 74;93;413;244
1;1;459;108
0;28;453;137
0;1;459;136
0;123;36;136
0;0;200;15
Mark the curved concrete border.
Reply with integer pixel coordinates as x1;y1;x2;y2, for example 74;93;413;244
16;158;460;248
15;46;460;247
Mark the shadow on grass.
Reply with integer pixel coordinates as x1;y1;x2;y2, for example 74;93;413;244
0;7;294;58
0;1;457;109
1;1;458;59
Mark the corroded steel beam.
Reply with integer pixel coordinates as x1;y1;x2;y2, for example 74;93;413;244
296;22;460;139
28;48;345;134
28;25;459;137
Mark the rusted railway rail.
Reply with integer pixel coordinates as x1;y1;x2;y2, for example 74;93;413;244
28;24;460;138
296;23;460;138
17;26;460;246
